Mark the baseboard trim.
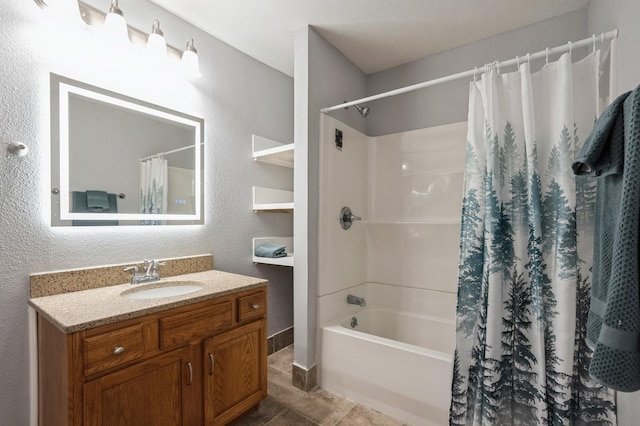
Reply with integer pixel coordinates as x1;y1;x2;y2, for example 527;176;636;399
267;326;293;356
292;363;317;392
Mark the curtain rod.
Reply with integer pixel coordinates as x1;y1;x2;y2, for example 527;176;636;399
140;142;204;162
321;29;619;114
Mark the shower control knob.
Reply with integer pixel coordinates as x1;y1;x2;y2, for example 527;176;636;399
340;206;362;230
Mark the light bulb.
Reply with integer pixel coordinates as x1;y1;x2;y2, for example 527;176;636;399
103;0;129;44
147;20;167;60
181;38;201;79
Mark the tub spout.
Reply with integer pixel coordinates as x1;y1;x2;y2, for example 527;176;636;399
347;294;366;307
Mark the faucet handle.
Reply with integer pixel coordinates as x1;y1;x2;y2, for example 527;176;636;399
123;266;140;284
123;266;139;274
150;260;166;277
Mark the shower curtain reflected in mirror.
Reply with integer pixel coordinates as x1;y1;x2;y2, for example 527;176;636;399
450;50;616;425
139;157;168;225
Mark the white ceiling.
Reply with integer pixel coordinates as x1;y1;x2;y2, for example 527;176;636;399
148;0;591;77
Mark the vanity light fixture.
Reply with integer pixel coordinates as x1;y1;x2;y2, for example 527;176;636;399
181;38;202;79
103;0;129;44
147;19;167;59
34;0;203;79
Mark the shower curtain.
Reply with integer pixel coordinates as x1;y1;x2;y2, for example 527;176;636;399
450;51;616;425
139;157;168;224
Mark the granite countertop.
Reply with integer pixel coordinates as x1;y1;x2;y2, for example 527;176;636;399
29;270;267;334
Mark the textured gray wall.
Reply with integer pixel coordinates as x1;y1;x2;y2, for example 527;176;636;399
293;27;368;368
366;9;588;136
0;2;293;424
588;0;640;95
588;2;640;423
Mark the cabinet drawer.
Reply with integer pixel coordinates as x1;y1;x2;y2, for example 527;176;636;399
160;300;233;349
237;291;266;323
83;324;146;376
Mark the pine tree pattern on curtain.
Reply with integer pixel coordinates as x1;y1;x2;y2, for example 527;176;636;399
139;157;168;225
450;52;616;425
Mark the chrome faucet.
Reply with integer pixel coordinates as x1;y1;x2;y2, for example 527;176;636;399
124;259;165;284
347;294;366;307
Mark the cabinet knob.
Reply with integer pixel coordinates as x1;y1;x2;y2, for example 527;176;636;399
113;346;125;355
252;304;260;310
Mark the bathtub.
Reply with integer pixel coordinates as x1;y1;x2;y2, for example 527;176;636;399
318;284;455;426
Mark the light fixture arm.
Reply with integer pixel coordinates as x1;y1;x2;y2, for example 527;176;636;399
108;0;123;16
151;19;163;36
186;38;198;54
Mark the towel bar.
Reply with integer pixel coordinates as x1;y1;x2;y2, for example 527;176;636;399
51;189;126;199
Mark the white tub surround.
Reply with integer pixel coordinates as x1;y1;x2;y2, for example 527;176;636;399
318;282;456;425
338;309;454;354
321;310;454;426
317;116;465;424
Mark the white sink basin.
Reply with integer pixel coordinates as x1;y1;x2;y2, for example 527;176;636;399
121;281;204;300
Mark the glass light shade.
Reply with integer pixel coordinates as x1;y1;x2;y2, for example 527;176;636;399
147;33;167;59
181;50;201;79
104;11;129;44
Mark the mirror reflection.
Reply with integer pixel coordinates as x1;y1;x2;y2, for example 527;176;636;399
50;74;204;226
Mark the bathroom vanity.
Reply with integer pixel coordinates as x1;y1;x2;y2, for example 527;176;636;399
30;268;267;426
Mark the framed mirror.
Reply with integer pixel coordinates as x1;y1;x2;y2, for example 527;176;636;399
50;74;204;226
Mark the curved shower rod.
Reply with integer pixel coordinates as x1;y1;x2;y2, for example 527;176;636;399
322;29;619;114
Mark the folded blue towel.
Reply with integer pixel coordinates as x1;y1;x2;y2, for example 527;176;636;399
86;190;110;211
255;243;287;258
72;191;119;226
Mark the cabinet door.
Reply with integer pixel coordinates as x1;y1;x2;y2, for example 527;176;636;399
83;344;202;426
204;319;267;425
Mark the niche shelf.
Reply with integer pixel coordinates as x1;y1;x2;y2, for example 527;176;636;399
251;133;295;268
253;135;294;168
252;237;294;267
252;187;294;212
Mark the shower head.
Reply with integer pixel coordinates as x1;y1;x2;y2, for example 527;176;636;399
355;104;370;118
343;102;371;118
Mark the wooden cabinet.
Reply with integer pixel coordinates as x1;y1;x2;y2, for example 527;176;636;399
83;322;153;376
204;320;266;425
237;291;267;323
37;287;267;426
83;344;201;426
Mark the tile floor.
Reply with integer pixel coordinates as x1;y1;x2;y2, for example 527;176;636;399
231;345;409;426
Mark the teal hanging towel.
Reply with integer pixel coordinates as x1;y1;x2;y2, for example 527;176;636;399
85;190;110;211
573;85;640;391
